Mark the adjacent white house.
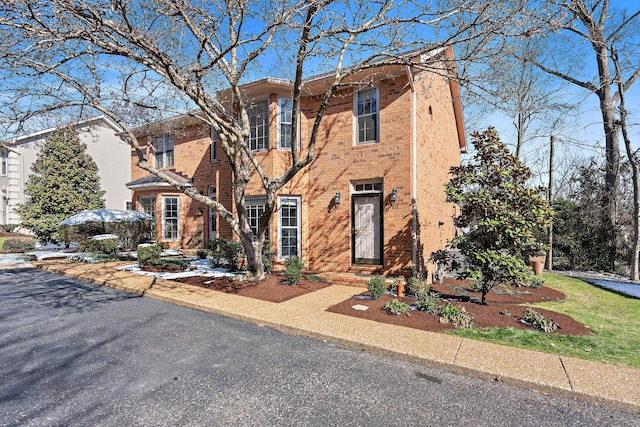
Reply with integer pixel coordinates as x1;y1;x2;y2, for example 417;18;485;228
0;116;132;226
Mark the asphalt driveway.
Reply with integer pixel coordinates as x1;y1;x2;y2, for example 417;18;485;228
1;267;639;426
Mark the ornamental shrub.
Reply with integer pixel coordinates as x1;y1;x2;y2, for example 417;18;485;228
137;243;161;266
83;235;120;254
415;288;440;315
285;255;304;285
523;308;558;333
383;299;410;316
208;238;244;271
367;275;387;300
406;276;429;296
1;236;36;252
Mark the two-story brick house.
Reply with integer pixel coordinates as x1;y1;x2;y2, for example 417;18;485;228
126;46;466;277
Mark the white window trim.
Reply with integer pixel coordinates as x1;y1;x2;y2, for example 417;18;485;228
162;196;180;241
278;195;301;260
277;97;300;150
353;87;379;145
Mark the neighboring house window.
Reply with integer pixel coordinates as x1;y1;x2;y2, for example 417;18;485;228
153;134;174;168
355;88;378;144
211;127;217;161
278;98;293;149
247;100;269;151
125;201;132;210
245;197;268;240
278;196;301;259
0;149;7;176
162;196;180;240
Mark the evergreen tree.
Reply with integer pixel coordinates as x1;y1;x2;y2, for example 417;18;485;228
17;126;105;244
445;127;553;305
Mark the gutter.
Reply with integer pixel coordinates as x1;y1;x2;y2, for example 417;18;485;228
406;66;418;278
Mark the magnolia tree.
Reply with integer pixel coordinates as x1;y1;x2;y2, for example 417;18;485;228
0;0;526;279
446;127;552;305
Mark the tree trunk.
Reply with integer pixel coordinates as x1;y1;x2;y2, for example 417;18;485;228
594;40;621;271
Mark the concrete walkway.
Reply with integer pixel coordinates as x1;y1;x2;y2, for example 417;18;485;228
25;259;640;413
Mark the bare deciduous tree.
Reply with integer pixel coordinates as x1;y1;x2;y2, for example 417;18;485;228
0;0;525;278
522;0;640;270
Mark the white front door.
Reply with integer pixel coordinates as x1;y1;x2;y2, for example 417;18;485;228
353;195;381;264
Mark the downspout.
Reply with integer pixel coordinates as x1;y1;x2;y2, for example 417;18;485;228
406;66;418;278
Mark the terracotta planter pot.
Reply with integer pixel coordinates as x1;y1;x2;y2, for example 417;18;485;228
397;281;405;297
529;254;546;276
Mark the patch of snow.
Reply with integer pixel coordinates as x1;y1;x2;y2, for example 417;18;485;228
91;234;119;240
351;304;369;311
59;209;151;226
117;259;236;281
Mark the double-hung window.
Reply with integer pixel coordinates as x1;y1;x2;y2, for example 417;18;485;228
278;98;293;149
162;196;179;240
355;88;378;144
153;134;174;168
0;149;7;176
278;196;301;259
247;100;269;151
245;197;268;240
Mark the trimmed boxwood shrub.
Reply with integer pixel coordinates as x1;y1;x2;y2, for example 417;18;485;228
83;235;120;254
137;243;161;266
1;237;36;252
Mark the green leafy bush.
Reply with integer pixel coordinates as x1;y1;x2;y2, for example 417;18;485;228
523;308;558;333
415;288;441;314
528;277;545;289
383;299;410;316
0;224;19;233
285;256;304;285
1;236;36;252
137;243;161;266
438;303;474;329
367;275;387;300
262;241;275;273
83;235;120;254
197;249;210;259
208;238;244;271
406;276;429;296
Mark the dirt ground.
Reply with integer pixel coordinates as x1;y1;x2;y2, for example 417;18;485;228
166;271;592;336
327;278;594;336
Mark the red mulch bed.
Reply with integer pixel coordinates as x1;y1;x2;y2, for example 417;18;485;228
327;278;594;336
158;267;591;336
170;273;330;303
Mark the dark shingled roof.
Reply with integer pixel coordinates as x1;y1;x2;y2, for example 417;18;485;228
126;171;191;189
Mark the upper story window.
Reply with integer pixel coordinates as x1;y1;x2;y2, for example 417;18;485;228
355;87;378;144
248;100;269;151
153;134;174;168
210;127;217;161
0;149;7;176
278;98;293;149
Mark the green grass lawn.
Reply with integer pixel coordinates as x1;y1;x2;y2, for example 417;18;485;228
449;273;640;368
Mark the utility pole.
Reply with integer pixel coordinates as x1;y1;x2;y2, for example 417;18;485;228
546;135;555;271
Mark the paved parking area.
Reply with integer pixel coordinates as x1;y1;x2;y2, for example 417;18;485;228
2;267;639;426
